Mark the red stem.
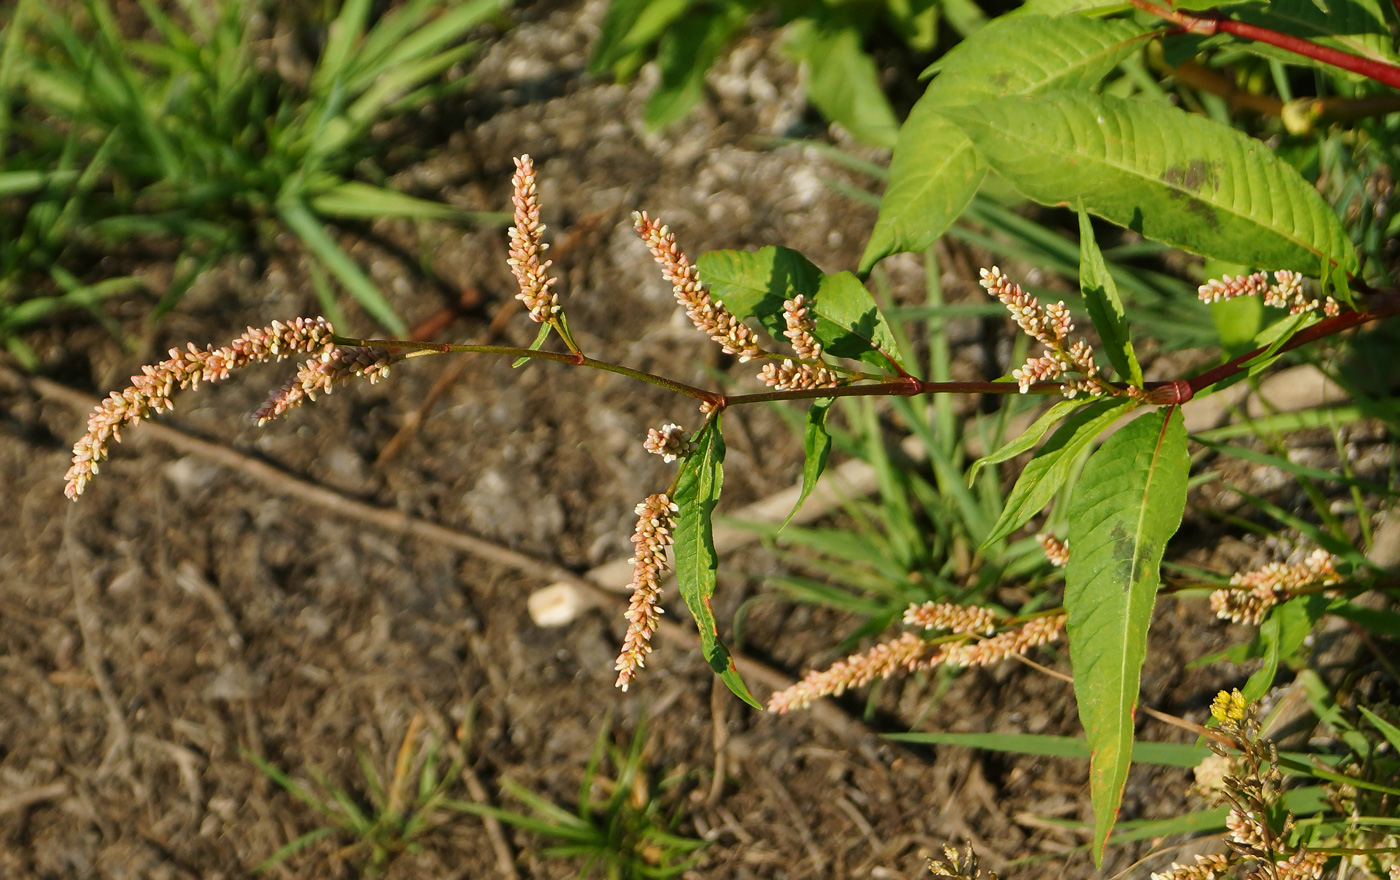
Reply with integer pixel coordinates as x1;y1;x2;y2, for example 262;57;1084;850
1183;292;1400;394
1133;0;1400;89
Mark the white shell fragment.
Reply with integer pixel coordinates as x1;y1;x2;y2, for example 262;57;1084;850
528;583;588;628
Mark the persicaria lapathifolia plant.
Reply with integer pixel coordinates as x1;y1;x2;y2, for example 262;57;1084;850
64;134;1398;862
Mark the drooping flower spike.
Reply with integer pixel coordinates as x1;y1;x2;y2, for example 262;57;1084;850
65;317;338;499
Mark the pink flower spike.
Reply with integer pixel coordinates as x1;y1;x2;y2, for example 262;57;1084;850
508;155;561;323
615;493;680;690
633;211;762;361
64;317;337;499
253;347;396;425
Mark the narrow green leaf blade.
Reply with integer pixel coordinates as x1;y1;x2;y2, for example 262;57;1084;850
278;200;407;335
859;111;982;274
967;398;1088;485
1077;206;1142;386
941;93;1358;276
673;418;760;708
886;730;1209;767
1242;593;1330;701
513;321;553;368
783;399;834;528
1359;706;1400;754
1065;407;1188;864
310;181;505;225
643;7;743;130
982;398;1137;549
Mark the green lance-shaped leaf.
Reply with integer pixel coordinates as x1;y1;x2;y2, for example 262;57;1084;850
783;399;834;528
673;417;761;708
1077;206;1143;387
1241;593;1330;701
861;15;1155;273
697;246;822;323
811;271;908;371
982;397;1138;550
1065;407;1188;863
698;248;906;371
940;93;1359;277
968;398;1089;485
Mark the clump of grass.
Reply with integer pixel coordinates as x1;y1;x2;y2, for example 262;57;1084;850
244;713;481;876
455;718;707;880
0;0;507;365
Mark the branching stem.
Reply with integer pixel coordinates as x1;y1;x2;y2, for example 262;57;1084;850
1132;0;1400;89
343;290;1400;414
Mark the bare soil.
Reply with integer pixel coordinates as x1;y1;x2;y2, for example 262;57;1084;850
2;3;1391;879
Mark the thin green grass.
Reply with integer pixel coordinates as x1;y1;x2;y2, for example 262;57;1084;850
245;713;483;877
0;0;508;364
449;718;706;880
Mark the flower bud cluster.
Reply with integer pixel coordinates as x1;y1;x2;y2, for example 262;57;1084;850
767;632;939;713
781;295;823;360
508;155;561;323
942;614;1066;668
65;317;337;499
1150;854;1233;880
903;601;996;635
1037;534;1069;568
1209;548;1341;625
633;211;762;361
758;293;841;391
642;423;693;463
1197;269;1339;317
767;609;1066;713
615;493;680;691
757;359;839;391
253;347;396;425
979;267;1113;398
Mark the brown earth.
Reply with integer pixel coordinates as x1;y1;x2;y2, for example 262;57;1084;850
2;3;1393;879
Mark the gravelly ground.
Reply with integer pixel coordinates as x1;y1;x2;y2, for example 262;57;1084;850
2;2;1394;879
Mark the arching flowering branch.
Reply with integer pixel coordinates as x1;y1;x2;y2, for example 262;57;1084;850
64;317;337;499
59;154;1399;719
